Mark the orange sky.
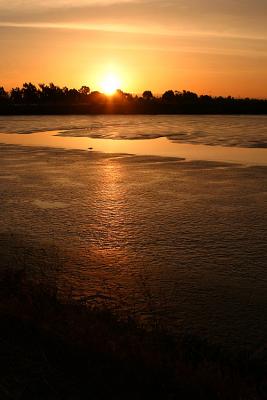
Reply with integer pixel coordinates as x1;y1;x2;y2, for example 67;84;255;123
1;0;267;98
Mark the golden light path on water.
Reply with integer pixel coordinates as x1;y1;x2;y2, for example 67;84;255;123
0;130;267;165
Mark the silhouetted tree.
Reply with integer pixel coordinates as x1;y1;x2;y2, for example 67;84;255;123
79;86;90;96
114;89;124;97
113;89;133;102
0;87;7;96
1;82;266;114
200;95;212;101
39;83;65;103
22;82;39;103
67;88;80;103
142;91;153;100
10;87;23;103
89;91;106;103
121;91;133;101
162;90;175;102
182;90;198;101
39;83;50;101
0;86;8;103
62;86;70;98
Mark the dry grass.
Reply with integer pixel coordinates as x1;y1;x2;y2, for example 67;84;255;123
0;268;266;399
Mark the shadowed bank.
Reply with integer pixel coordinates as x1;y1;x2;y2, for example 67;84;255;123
0;267;267;400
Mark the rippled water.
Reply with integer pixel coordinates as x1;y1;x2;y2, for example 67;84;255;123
1;114;267;148
0;141;267;351
0;115;267;350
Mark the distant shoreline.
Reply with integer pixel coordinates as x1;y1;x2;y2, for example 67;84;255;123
1;85;266;115
1;109;267;116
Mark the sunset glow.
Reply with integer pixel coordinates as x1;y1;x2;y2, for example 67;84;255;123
100;73;121;95
0;0;266;97
0;2;267;397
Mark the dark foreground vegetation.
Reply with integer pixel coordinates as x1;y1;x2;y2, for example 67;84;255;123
0;83;267;115
0;269;267;399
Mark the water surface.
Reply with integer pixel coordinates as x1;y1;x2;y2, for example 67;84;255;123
1;115;267;149
0;115;267;165
0;115;267;351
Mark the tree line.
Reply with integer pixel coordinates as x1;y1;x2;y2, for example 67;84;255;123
0;83;266;114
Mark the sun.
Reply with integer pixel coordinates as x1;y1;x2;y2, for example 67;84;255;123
101;73;121;95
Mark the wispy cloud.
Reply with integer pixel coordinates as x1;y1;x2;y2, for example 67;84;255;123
1;20;266;44
0;0;138;11
1;0;266;43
